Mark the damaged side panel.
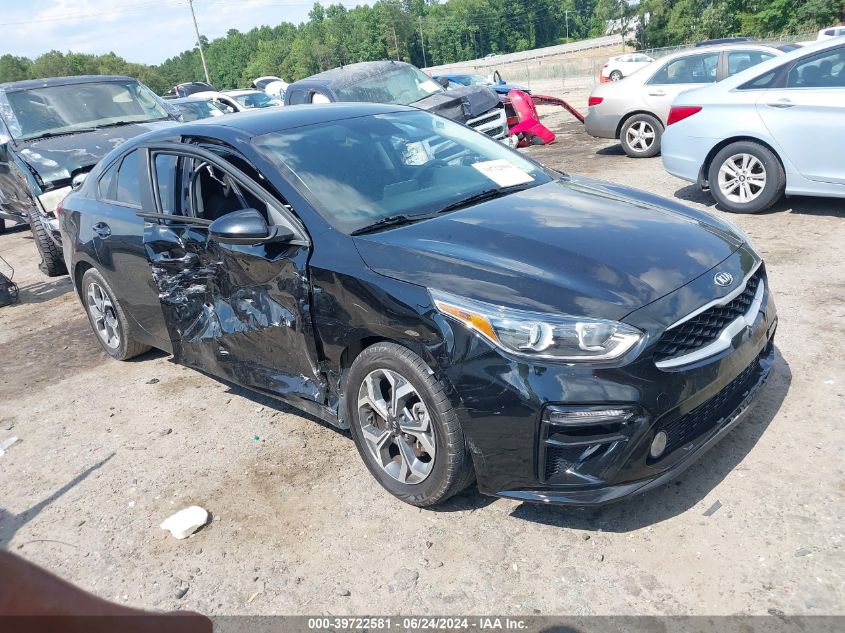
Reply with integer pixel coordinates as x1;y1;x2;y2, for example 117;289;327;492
145;221;326;405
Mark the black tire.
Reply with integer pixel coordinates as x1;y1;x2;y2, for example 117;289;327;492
346;342;475;507
80;268;150;361
609;70;623;81
0;219;6;235
26;206;67;276
620;113;663;158
708;141;785;214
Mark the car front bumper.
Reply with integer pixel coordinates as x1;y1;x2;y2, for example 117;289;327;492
443;254;778;506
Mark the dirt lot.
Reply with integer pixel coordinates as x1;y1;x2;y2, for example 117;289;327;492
1;110;843;617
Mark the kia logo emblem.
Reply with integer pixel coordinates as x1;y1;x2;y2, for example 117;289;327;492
714;272;734;287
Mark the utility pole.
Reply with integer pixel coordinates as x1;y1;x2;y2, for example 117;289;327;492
565;9;570;41
188;0;211;84
392;24;399;60
419;16;427;68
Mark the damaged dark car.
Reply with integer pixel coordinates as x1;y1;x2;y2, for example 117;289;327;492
0;75;176;274
59;104;777;507
284;60;512;144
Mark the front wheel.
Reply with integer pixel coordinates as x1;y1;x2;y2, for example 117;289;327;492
620;113;662;158
81;268;150;360
26;206;66;276
346;342;475;507
708;141;785;213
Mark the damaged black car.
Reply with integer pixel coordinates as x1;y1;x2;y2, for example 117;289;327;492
284;61;512;145
59;104;777;507
0;75;176;274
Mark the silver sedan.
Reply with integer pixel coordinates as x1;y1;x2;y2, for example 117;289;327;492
584;44;789;157
662;38;845;213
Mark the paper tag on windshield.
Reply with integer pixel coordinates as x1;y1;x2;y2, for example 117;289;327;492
471;159;534;187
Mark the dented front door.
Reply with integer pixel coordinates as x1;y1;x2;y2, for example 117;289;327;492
141;145;326;405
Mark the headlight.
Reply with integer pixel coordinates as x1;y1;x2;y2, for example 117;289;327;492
37;186;71;214
430;289;644;362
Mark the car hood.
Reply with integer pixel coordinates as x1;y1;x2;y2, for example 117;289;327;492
414;85;501;122
353;177;744;321
15;120;175;188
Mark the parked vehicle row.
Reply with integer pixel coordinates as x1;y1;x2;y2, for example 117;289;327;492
587;37;845;212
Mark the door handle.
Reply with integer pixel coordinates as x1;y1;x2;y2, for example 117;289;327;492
149;252;199;265
766;99;795;108
93;222;111;238
647;90;667;96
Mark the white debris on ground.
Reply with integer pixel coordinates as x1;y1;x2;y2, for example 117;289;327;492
0;436;19;456
160;506;209;540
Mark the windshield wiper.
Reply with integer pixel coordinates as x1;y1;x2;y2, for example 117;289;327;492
434;183;535;214
94;117;169;129
22;128;98;141
351;212;439;235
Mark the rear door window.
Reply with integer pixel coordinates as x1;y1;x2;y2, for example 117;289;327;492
648;53;719;84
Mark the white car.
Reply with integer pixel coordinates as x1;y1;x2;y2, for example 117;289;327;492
661;38;845;213
800;25;845;45
192;90;282;113
600;53;654;82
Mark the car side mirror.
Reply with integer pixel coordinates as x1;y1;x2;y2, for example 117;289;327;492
436;77;450;88
209;209;293;245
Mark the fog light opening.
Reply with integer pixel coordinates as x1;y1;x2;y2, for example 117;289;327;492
650;431;668;459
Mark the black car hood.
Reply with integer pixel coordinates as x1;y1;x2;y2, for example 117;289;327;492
15;120;175;188
353;177;744;321
413;85;500;123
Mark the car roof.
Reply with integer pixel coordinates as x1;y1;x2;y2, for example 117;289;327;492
660;42;787;61
121;102;414;145
290;60;414;90
0;74;136;92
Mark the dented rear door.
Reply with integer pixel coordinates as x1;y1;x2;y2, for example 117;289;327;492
140;144;326;405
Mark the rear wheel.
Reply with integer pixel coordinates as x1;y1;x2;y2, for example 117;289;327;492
609;70;623;81
620;113;662;158
347;342;475;507
0;219;6;235
26;206;66;276
81;268;150;360
708;141;785;213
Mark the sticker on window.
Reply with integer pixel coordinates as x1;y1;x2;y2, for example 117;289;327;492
402;141;432;166
419;80;441;94
471;159;534;187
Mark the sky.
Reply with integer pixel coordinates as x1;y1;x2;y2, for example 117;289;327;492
0;0;369;65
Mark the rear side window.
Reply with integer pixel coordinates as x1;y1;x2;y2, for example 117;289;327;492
727;51;776;77
648;53;718;84
115;150;142;207
786;47;845;88
738;69;779;90
98;161;119;199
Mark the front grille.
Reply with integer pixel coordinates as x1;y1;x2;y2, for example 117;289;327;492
654;269;764;362
467;108;508;140
658;351;763;456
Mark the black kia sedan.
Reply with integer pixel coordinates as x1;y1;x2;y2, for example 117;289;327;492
58;103;777;507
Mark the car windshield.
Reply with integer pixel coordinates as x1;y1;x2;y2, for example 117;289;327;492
0;80;170;141
231;92;280;108
335;66;444;105
456;75;491;86
176;100;225;121
254;110;552;234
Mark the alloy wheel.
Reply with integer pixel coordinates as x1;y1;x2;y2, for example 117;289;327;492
86;282;121;349
357;368;436;485
625;121;655;152
718;153;767;204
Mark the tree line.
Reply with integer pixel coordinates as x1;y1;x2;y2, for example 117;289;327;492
1;0;842;94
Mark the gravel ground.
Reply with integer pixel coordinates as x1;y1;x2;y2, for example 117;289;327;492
0;109;843;617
